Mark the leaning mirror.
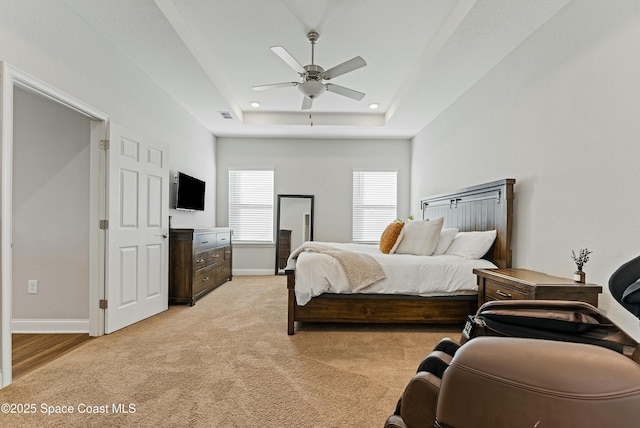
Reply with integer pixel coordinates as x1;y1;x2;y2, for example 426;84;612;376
276;194;314;275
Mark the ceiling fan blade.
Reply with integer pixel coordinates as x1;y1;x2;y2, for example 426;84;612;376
271;46;306;74
325;83;365;101
301;96;313;110
252;82;298;91
323;56;367;80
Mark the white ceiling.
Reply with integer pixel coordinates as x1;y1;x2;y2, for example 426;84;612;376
62;0;572;139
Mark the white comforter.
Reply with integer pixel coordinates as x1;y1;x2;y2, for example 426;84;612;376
289;242;497;305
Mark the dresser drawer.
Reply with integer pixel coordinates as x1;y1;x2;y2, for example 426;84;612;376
484;281;528;301
206;247;225;266
223;246;232;261
193;232;217;250
194;264;217;294
193;249;209;270
194;247;224;269
216;261;232;283
216;231;231;247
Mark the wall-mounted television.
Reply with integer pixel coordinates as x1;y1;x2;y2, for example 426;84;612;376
175;171;206;211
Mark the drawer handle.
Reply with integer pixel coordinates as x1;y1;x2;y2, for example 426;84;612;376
496;289;512;299
196;258;205;264
213;254;220;258
202;276;210;282
201;241;209;244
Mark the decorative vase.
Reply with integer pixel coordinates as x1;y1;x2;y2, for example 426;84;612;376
574;269;585;284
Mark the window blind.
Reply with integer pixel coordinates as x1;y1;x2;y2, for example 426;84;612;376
229;169;274;242
352;170;397;242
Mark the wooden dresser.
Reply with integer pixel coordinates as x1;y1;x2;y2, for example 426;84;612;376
278;229;292;269
169;228;232;305
474;268;602;308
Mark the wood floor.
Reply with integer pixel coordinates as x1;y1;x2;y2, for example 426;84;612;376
12;334;93;380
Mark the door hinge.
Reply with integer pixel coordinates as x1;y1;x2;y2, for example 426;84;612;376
99;299;108;309
99;139;109;150
99;219;109;230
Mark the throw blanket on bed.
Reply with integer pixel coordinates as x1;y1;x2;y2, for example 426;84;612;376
289;242;386;292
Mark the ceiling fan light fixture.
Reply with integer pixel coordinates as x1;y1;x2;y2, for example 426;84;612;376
254;31;367;110
298;80;326;99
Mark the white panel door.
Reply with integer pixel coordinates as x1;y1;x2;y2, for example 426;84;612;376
106;123;168;333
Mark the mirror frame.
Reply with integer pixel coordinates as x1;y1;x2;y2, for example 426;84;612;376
275;194;314;275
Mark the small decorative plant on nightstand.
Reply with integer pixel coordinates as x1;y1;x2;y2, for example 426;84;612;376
572;248;592;283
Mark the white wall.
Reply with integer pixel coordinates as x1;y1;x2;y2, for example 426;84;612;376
0;0;217;339
13;88;90;319
217;137;411;274
0;0;216;229
411;1;640;339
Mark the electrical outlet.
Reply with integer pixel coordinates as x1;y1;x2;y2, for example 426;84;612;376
27;280;38;294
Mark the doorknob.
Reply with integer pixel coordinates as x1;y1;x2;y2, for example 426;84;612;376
157;233;168;239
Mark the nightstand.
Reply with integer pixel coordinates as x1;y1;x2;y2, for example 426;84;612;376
474;268;602;307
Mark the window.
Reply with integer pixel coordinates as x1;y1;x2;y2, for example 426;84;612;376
229;169;274;242
352;170;398;242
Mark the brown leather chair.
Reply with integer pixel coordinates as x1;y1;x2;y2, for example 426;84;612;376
385;255;640;428
436;337;640;428
387;335;640;428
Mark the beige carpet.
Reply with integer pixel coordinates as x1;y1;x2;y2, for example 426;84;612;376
0;276;462;427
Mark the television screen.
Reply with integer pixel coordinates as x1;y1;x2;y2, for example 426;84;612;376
175;172;205;211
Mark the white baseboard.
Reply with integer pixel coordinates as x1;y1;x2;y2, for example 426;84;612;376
233;269;275;276
12;319;90;334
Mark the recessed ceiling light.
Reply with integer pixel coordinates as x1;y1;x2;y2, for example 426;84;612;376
250;101;261;108
369;103;379;109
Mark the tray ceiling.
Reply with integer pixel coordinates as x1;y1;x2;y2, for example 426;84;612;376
62;0;571;138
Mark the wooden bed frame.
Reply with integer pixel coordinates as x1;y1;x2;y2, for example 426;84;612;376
286;178;515;335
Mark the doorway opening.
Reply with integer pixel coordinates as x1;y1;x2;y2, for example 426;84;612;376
1;63;109;387
10;86;92;379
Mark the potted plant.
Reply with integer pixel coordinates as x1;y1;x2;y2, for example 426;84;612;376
571;248;592;283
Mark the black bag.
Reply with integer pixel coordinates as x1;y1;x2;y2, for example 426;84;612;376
462;299;640;361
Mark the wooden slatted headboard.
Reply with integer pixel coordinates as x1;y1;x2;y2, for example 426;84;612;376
421;178;515;268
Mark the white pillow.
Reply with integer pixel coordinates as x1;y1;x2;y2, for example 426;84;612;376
389;216;422;254
433;228;459;255
394;217;444;256
445;230;497;259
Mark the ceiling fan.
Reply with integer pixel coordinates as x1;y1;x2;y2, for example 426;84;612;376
252;31;367;110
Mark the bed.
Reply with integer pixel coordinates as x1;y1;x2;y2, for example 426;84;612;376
285;178;515;335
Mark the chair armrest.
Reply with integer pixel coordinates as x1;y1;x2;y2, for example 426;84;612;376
431;337;460;356
415;351;452;378
400;371;441;428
